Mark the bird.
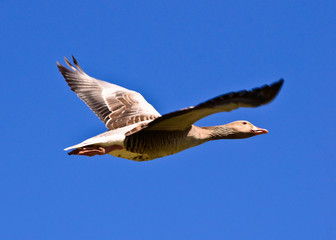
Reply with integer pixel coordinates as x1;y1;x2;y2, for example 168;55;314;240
57;56;284;161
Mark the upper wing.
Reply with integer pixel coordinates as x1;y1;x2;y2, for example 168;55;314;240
57;56;160;130
127;79;284;134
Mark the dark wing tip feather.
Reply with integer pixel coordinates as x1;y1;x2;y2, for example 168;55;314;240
71;55;85;73
72;55;77;64
57;56;88;79
198;79;284;109
252;78;284;106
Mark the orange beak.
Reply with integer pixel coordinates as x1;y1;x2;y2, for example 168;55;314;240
252;126;269;135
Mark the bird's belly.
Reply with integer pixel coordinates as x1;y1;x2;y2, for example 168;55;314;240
108;138;192;161
108;148;153;161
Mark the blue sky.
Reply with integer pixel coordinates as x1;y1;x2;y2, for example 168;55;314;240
0;0;335;239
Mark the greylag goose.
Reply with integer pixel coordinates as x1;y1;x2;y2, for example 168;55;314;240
57;56;284;161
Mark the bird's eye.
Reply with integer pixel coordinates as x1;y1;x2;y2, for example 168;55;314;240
242;122;247;125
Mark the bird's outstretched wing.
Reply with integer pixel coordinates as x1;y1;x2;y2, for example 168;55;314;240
127;79;284;134
57;56;160;130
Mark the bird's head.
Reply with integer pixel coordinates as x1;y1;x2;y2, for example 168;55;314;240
223;120;268;139
206;120;268;140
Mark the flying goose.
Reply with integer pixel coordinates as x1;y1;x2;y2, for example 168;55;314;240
57;56;284;161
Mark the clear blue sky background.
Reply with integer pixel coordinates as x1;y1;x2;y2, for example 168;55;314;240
0;0;335;239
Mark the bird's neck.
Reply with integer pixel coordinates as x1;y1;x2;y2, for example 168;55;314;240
194;125;250;140
203;125;238;140
190;125;234;141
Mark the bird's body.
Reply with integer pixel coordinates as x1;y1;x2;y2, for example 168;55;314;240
58;57;283;161
65;124;209;161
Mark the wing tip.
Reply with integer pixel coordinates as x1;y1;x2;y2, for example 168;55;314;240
56;61;64;71
272;78;284;90
72;55;78;65
266;78;285;102
56;61;69;75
